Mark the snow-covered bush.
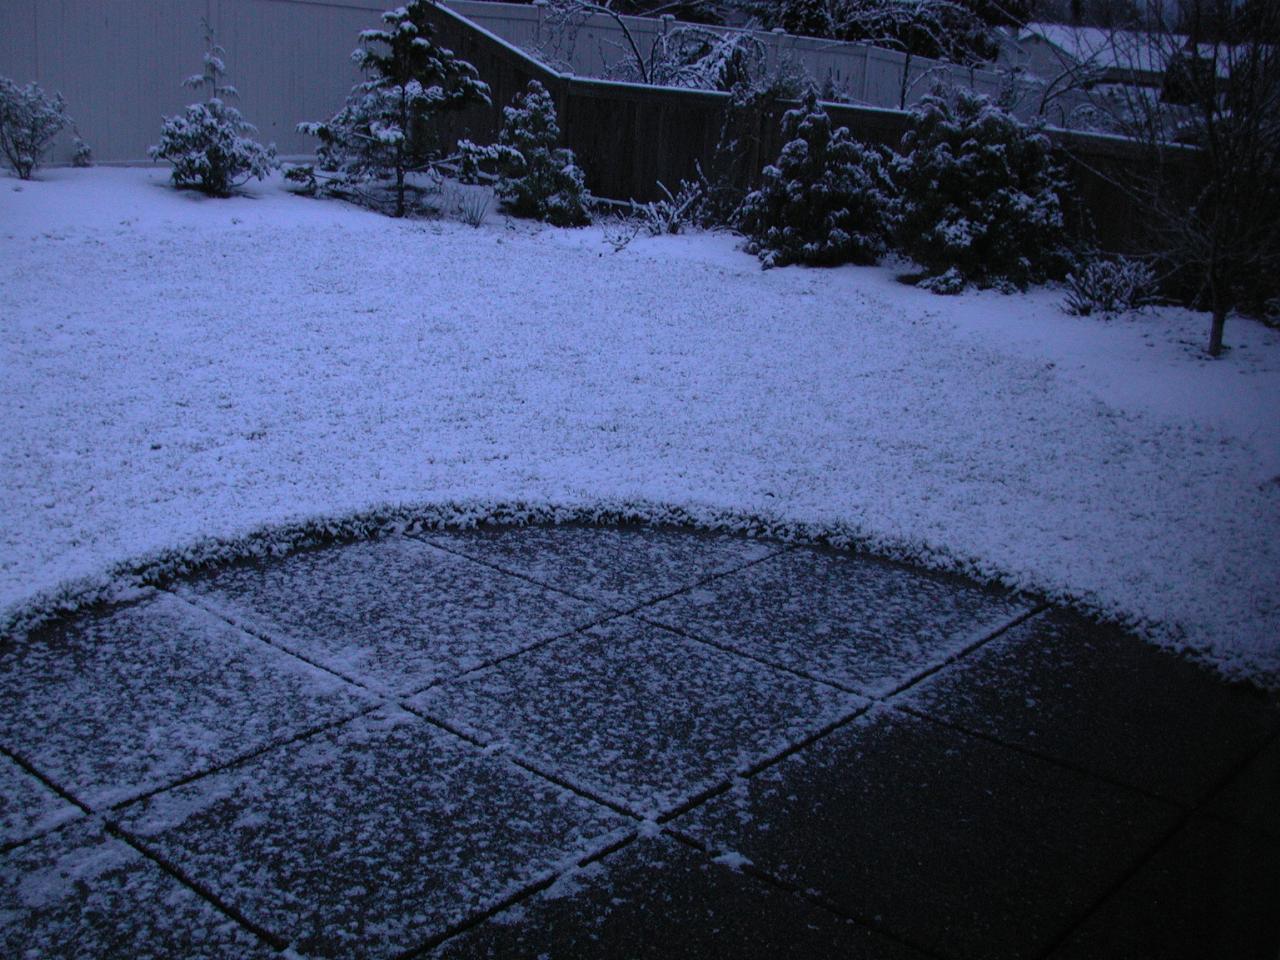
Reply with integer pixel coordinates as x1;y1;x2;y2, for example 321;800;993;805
0;78;69;180
700;78;797;228
1063;255;1157;316
918;265;967;295
493;80;590;227
738;92;892;269
780;0;831;38
149;24;275;196
892;87;1072;291
829;0;995;64
295;0;490;218
642;178;704;236
71;132;93;168
444;182;490;227
646;28;768;92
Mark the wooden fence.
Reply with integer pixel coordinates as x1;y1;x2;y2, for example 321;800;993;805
443;0;1012;110
0;0;1174;249
429;2;1171;249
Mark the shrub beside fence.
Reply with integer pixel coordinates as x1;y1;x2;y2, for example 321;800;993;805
444;0;1011;111
0;0;394;163
429;2;1178;250
0;0;1183;250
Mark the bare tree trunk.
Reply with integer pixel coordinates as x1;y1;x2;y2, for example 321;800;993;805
1208;304;1226;357
395;91;408;218
1206;261;1227;357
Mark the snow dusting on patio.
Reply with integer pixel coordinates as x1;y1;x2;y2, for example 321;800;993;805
2;167;1277;680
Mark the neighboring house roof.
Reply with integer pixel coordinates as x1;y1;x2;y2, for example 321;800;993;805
1016;22;1180;81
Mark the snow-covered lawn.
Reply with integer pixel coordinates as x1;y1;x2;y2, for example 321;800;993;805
3;167;1278;681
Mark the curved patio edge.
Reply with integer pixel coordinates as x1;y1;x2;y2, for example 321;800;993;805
3;496;1271;689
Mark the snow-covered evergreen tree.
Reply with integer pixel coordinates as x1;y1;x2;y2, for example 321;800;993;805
645;27;768;90
736;0;996;64
297;0;490;217
892;87;1072;291
780;0;832;37
71;130;93;167
738;91;892;268
148;22;276;196
0;77;69;180
830;0;993;64
494;80;590;226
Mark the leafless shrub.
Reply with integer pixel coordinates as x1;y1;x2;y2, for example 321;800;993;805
446;183;491;227
641;178;705;235
1063;255;1158;315
1079;0;1280;354
601;214;642;251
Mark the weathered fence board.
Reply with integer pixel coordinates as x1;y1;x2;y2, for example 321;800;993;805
428;3;1171;250
0;0;1172;249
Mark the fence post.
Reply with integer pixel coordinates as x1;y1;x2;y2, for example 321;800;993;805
533;0;547;44
769;26;785;76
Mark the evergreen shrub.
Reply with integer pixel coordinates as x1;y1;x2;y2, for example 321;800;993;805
739;91;892;268
892;87;1072;291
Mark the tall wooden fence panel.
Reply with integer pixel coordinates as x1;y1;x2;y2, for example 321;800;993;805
443;0;1017;113
0;0;1171;250
428;3;1158;250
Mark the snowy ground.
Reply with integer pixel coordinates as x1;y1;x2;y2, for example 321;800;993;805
2;167;1278;681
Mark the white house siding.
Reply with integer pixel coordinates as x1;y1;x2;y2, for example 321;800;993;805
0;0;386;163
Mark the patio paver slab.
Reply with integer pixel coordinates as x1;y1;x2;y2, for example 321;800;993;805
114;707;629;959
0;754;80;850
6;526;1275;959
1208;732;1280;838
177;537;605;695
1;819;275;959
411;617;863;817
674;708;1180;960
1050;815;1280;960
644;548;1030;696
899;608;1280;804
431;833;931;959
420;525;777;608
0;592;373;809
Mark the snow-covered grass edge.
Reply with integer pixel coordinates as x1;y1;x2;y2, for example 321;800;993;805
6;497;1270;691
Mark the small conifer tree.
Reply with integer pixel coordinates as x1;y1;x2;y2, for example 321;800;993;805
494;80;589;227
0;77;70;180
738;92;892;269
780;0;831;37
892;87;1071;291
71;129;93;167
149;22;276;196
297;0;490;217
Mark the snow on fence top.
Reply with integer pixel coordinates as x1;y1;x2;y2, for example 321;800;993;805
444;0;1009;112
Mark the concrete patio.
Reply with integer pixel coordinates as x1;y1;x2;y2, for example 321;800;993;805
2;525;1277;959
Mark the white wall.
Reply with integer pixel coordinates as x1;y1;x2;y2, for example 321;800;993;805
0;0;387;163
0;0;1098;166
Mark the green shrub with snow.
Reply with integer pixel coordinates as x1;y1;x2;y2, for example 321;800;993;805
71;132;93;167
700;70;808;228
492;80;589;227
738;92;892;269
892;87;1072;291
0;77;70;180
296;0;490;218
149;23;276;197
1063;255;1157;316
